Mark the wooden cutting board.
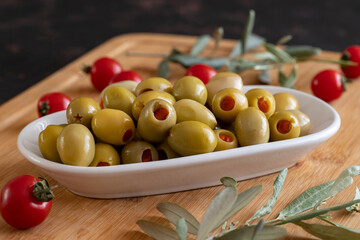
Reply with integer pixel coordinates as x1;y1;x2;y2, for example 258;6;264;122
1;33;359;239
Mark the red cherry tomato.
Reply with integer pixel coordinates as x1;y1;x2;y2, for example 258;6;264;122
341;45;360;79
184;64;217;84
37;92;71;117
0;175;54;229
87;57;123;91
311;69;344;102
110;70;143;84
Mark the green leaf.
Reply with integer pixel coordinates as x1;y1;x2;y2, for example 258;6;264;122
229;34;265;58
258;70;271;84
176;218;188;240
197;186;238;240
241;10;256;56
137;220;178;240
277;180;335;220
284;45;321;58
252;219;265;240
221;177;237;187
169;52;229;69
229;59;265;72
246;169;288;224
319;218;360;234
346;186;360;212
315;165;360;208
263;43;295;63
190;34;211;56
276;35;293;45
219;185;263;226
294;221;360;240
252;52;277;61
157;202;200;235
158;59;170;78
214;225;286;240
278;66;297;88
212;27;224;55
277;199;360;225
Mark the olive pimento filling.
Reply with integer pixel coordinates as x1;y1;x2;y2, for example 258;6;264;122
219;134;233;142
154;107;169;120
277;120;292;134
123;129;133;142
220;96;235;111
142;149;152;162
257;97;269;113
96;162;110;167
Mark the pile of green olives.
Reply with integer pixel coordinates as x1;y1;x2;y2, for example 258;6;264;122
38;73;311;167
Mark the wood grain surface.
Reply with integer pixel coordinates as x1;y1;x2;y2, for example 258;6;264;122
0;33;359;240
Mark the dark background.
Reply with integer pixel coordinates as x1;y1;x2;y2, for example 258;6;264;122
1;0;359;104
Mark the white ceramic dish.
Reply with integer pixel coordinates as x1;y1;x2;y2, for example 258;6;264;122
17;85;341;199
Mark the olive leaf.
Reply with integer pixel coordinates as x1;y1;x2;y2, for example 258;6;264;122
278;66;297;88
196;186;238;240
157;202;200;235
229;34;265;58
252;219;265;240
214;225;286;240
190;34;211;56
218;185;263;227
318;218;360;234
276;35;293;45
241;9;256;56
284;45;321;58
158;59;170;78
277;180;335;220
314;165;360;208
277;199;360;225
221;177;237;187
246;169;288;224
263;43;295;63
294;221;360;240
211;27;224;56
346;186;360;212
258;70;271;84
168;49;229;69
136;220;178;240
176;218;188;240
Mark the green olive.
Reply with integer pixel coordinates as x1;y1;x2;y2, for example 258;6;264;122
91;108;135;145
132;90;176;121
157;140;180;160
174;99;217;129
211;88;248;123
234;107;270;146
38;125;65;163
137;99;176;143
245;88;276;118
134;77;173;96
89;143;120;167
57;124;95;166
66;97;101;128
268;110;300;141
121;141;159;164
206;72;243;106
274;92;299;111
288;109;311;136
172;76;208;105
102;85;136;117
213;129;238;151
168;121;217;156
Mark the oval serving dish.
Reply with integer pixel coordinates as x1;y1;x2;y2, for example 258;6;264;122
17;85;341;199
